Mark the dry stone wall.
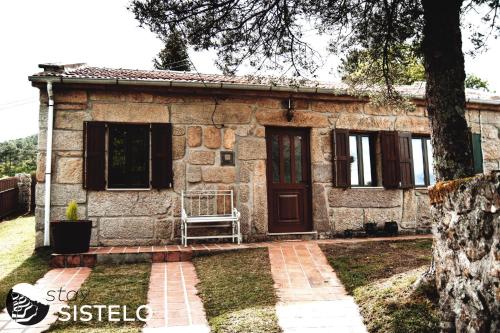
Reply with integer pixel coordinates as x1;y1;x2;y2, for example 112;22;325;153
34;86;500;247
432;172;500;332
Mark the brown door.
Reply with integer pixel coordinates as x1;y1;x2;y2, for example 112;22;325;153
266;127;312;233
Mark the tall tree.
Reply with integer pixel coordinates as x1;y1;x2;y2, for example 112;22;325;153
130;0;500;181
153;29;192;71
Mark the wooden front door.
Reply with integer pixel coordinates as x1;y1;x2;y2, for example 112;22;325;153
266;127;312;233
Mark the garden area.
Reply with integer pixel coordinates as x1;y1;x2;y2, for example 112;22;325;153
321;239;440;333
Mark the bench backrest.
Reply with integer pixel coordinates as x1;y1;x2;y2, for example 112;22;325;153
181;190;234;217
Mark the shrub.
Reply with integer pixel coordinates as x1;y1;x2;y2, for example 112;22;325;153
65;200;78;221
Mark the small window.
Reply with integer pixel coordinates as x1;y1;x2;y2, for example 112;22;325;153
108;124;150;189
349;134;375;186
412;137;435;187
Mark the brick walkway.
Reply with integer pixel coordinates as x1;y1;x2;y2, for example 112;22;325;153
268;242;368;333
0;267;91;332
143;262;209;333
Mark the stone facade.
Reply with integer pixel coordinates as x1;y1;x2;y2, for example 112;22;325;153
34;85;500;247
432;172;500;332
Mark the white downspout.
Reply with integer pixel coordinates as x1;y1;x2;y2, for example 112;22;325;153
43;81;54;246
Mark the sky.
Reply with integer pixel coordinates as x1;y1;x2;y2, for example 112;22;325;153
1;0;499;142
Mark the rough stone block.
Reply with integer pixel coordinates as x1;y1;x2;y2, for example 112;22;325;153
312;184;329;232
171;104;252;124
87;191;173;217
173;125;185;136
186;166;202;183
36;183;86;206
238;137;266;160
394;116;430;133
363;207;401;225
223;128;236;149
91;103;169;122
328;188;401;208
99;217;154;239
55;157;83;184
202;166;236;183
331;207;364;231
187;126;202;147
204;127;221;149
55;111;89;130
54;90;87;104
255;109;328;127
312;163;333;183
51;130;83;151
173;135;186;160
189;151;215;165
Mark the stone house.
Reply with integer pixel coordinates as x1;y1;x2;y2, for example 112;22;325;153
29;63;500;248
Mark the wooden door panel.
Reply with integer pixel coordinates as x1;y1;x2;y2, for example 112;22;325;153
266;127;312;233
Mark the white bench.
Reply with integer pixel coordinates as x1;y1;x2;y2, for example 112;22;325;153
181;190;241;247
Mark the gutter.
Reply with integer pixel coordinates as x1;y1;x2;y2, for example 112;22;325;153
43;80;56;246
28;76;500;106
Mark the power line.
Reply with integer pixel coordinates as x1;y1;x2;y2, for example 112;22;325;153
0;100;37;111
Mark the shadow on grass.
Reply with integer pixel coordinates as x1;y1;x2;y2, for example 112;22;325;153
0;247;51;310
193;248;282;333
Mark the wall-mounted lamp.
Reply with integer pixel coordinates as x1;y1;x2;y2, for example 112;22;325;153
283;97;295;122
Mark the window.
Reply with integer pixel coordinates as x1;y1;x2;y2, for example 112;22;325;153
412;137;435;187
83;121;173;190
349;134;375;186
108;124;150;189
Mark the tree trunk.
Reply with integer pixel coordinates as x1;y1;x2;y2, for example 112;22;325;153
422;0;474;181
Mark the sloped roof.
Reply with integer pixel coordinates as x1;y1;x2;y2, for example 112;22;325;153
29;63;500;105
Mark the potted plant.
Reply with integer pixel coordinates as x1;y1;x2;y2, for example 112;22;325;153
50;200;92;254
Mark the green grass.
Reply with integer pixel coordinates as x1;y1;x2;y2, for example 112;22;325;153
48;263;151;333
193;248;282;333
321;239;439;333
0;215;51;310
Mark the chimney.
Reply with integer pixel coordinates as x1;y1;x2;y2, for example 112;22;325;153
38;63;86;73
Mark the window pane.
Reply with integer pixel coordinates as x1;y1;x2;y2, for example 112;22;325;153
108;125;149;188
361;136;372;186
272;135;280;183
294;136;302;183
412;139;425;186
350;136;359;186
426;139;436;185
283;136;291;184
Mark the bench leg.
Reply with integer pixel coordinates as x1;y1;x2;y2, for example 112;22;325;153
237;220;241;244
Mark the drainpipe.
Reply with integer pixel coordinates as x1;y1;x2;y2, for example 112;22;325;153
43;81;55;246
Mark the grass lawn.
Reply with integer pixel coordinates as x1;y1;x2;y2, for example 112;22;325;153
48;263;151;333
193;248;282;333
321;239;440;333
0;215;51;310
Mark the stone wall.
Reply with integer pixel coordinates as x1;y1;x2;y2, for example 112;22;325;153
34;86;500;247
15;173;32;213
432;172;500;332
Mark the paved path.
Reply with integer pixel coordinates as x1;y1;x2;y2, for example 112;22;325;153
268;242;368;333
143;262;209;333
0;267;91;332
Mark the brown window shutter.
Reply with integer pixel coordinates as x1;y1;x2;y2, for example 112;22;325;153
151;123;173;189
333;129;350;188
380;131;400;189
83;121;106;190
398;132;414;188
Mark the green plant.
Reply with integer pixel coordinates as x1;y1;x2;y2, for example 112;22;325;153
65;200;78;221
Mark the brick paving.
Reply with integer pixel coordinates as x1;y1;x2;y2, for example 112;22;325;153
143;262;209;333
0;267;91;333
268;242;368;333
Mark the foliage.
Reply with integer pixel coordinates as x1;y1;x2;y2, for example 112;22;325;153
153;29;192;71
0;216;51;310
130;0;499;80
193;248;281;333
465;73;490;91
66;200;79;221
339;43;425;87
0;134;37;177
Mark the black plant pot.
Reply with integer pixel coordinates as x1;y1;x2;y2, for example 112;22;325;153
364;223;378;236
50;220;92;254
384;221;399;236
